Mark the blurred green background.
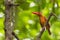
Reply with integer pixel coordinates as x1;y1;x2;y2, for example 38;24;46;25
0;0;60;40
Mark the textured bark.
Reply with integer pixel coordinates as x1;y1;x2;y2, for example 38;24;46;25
4;0;13;40
4;0;19;40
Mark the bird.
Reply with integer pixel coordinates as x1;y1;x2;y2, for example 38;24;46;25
32;12;51;35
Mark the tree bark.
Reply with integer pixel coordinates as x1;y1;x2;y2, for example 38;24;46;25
4;0;13;40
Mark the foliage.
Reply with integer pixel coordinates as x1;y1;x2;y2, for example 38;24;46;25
0;0;60;40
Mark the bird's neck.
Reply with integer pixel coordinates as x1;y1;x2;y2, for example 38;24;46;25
38;14;43;17
39;14;45;20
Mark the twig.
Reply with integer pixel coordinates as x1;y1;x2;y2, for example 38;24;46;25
12;32;20;40
36;27;45;40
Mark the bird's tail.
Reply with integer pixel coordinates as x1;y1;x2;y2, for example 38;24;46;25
46;23;51;35
48;29;51;35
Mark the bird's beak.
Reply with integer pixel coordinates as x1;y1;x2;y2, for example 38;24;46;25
32;12;36;14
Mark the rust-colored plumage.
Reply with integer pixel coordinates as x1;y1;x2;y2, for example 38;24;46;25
32;12;51;35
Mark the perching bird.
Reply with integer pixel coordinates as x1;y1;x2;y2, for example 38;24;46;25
32;12;51;35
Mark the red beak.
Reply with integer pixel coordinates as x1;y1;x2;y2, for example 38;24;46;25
32;12;38;14
32;12;42;16
32;12;35;14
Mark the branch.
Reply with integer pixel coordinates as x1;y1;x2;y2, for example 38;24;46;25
36;12;56;40
8;4;20;6
12;32;20;40
5;1;19;6
36;27;45;40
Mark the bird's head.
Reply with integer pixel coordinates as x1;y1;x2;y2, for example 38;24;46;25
32;12;42;16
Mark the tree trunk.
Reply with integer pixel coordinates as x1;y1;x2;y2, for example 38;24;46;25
4;0;14;40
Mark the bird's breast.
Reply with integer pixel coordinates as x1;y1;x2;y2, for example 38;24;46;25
39;16;46;26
